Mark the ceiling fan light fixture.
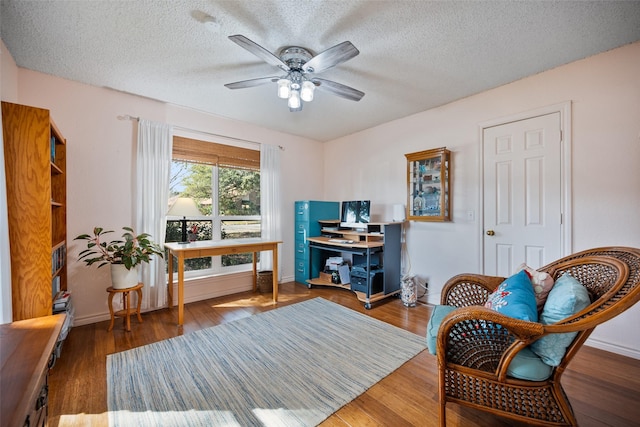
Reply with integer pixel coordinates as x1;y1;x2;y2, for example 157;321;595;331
277;78;291;99
301;80;315;102
225;35;364;112
288;89;301;109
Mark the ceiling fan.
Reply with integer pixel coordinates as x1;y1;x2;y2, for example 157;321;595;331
224;35;365;112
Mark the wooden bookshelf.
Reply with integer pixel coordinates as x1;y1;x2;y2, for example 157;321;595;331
2;102;67;320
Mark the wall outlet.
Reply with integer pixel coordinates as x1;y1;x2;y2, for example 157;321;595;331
467;210;475;222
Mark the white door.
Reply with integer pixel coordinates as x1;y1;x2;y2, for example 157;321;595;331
483;112;562;277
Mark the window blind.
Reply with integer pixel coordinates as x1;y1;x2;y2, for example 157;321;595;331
173;136;260;170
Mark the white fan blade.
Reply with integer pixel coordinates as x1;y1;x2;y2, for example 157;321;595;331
228;35;289;72
313;78;364;101
302;41;359;73
225;76;279;89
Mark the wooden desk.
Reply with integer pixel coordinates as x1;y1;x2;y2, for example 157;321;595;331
1;314;65;427
165;239;281;325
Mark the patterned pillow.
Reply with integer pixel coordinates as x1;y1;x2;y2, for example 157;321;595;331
484;270;538;322
517;263;555;310
530;273;591;366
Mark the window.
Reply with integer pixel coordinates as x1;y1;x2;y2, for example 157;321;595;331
166;136;261;276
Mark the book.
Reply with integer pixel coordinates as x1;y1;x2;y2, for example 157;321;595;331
54;296;74;316
52;244;66;274
50;136;56;162
52;275;61;299
54;290;71;304
54;302;69;312
338;264;351;284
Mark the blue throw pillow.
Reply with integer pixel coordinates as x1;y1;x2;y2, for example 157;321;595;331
484;270;538;322
530;273;591;366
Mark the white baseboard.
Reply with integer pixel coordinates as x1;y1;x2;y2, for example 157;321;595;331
73;271;270;326
75;312;113;326
585;337;640;360
282;274;294;283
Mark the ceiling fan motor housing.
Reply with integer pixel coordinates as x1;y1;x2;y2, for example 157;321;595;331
279;46;314;72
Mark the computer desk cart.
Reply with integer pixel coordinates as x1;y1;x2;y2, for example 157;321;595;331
306;222;402;309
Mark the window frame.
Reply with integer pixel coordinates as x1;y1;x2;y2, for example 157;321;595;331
166;136;261;279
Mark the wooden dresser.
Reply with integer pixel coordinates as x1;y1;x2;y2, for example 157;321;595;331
1;314;65;427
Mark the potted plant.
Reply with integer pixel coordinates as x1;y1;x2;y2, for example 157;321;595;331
75;227;164;289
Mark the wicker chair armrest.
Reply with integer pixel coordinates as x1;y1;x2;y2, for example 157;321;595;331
436;305;544;380
440;274;506;307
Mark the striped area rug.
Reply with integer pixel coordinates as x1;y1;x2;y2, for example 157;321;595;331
107;297;426;426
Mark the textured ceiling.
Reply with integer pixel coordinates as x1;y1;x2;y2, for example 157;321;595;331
2;1;640;142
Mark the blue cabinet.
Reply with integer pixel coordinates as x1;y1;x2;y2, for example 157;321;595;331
294;201;339;284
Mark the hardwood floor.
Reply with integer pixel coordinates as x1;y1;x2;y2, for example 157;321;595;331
48;282;640;426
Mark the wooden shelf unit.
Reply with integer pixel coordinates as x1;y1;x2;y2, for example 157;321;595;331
306;277;351;290
2;101;68;320
319;219;389;244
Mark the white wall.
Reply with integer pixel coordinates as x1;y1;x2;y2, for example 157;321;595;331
2;39;639;358
3;57;326;325
324;41;640;358
1;41;18;102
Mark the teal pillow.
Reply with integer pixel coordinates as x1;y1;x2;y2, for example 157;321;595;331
530;273;591;366
425;304;553;380
426;305;457;354
507;347;553;381
484;270;538;322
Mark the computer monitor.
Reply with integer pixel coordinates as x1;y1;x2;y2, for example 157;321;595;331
340;200;370;228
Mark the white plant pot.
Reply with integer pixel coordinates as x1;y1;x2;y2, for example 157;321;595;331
110;264;139;289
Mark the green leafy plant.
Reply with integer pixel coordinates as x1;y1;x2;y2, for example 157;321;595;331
75;227;164;270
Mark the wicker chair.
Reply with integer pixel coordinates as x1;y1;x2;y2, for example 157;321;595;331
435;247;640;426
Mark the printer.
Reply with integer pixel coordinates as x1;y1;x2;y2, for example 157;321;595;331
350;264;383;294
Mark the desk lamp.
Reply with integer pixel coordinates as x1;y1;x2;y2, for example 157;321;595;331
167;197;202;244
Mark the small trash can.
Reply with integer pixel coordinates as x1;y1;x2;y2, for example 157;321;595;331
257;270;273;293
400;275;417;307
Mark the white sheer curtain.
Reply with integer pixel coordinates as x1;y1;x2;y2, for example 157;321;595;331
260;144;282;279
136;119;173;310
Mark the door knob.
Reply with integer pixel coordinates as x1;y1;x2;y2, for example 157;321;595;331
486;230;495;236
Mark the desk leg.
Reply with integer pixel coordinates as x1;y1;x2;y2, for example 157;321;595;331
272;243;279;302
178;252;185;326
252;251;257;292
167;250;174;308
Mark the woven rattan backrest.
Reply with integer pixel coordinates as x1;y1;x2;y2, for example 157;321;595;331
540;247;640;327
544;249;639;376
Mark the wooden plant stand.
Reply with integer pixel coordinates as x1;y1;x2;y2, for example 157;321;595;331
107;283;143;332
